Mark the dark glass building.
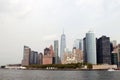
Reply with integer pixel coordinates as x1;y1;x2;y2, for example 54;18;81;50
30;51;38;64
111;53;118;65
83;37;87;63
97;36;111;64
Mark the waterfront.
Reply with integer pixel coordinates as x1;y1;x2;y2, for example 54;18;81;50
0;69;120;80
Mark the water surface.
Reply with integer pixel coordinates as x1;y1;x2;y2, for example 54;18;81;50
0;69;119;80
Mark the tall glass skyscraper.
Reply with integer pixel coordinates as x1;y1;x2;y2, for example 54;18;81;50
54;40;59;64
60;32;66;63
86;31;96;64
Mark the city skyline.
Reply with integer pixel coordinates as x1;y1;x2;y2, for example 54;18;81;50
1;0;120;65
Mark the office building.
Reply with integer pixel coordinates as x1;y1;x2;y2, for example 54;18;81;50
74;39;83;51
54;40;59;64
60;31;66;63
22;46;31;66
85;31;97;64
38;53;43;64
83;38;87;63
49;45;54;57
111;53;118;65
30;51;38;64
97;36;111;64
43;47;53;64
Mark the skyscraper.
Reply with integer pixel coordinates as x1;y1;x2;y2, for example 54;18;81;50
74;39;83;51
60;31;66;63
38;53;43;64
30;51;38;64
83;38;87;63
22;46;31;66
85;31;97;64
54;40;59;64
49;45;54;57
97;36;111;64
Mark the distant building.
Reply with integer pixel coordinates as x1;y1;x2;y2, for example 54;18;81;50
97;36;111;64
83;38;87;63
38;53;43;64
63;48;83;64
117;44;120;66
79;39;84;51
85;31;97;64
49;45;54;57
111;53;118;65
30;51;38;64
54;40;59;64
44;48;50;56
74;39;83;51
60;31;66;63
22;46;31;66
43;47;53;64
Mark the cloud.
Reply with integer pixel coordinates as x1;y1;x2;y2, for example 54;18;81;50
0;0;33;18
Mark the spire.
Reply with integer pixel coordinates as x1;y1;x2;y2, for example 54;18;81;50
63;28;64;34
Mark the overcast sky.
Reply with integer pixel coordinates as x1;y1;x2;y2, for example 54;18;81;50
0;0;120;65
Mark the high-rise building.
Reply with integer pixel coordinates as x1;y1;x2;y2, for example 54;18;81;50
49;45;54;57
83;38;87;63
22;46;31;66
60;31;66;63
79;39;84;51
85;31;97;64
43;47;53;64
97;36;111;64
54;40;59;64
74;39;83;51
74;39;80;49
38;53;43;64
30;51;34;64
30;51;38;64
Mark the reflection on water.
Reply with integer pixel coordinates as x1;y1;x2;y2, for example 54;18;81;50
0;69;120;80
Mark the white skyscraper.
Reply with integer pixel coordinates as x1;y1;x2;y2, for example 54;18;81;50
86;30;96;64
60;31;66;63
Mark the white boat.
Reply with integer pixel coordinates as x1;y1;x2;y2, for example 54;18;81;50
108;68;115;71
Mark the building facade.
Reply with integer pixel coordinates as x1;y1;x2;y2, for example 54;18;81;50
22;46;31;66
43;47;53;64
60;32;66;63
111;53;118;65
85;31;97;64
30;51;38;64
73;39;83;51
97;36;111;64
38;53;43;64
54;40;59;64
63;48;83;64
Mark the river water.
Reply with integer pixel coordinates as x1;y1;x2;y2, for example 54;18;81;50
0;69;120;80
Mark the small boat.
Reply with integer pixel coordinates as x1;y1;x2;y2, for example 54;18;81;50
108;68;115;71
